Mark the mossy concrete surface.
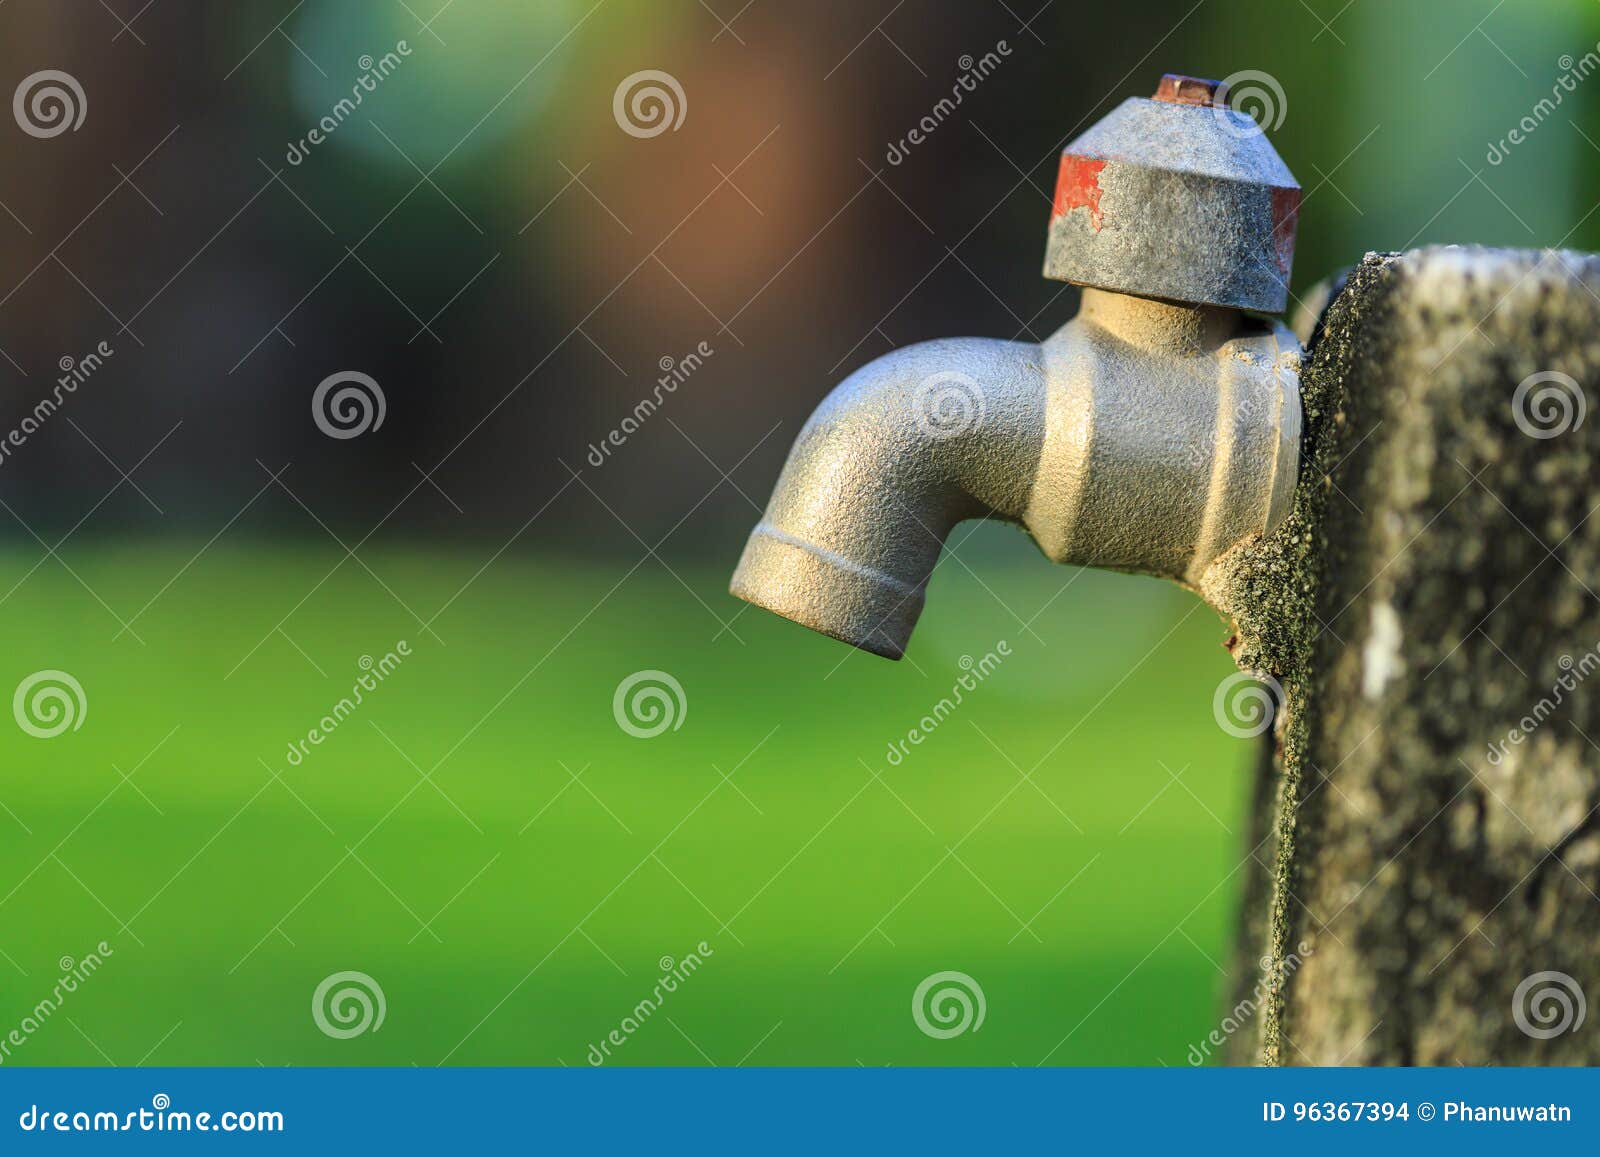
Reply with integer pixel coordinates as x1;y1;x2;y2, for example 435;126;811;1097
1202;247;1600;1065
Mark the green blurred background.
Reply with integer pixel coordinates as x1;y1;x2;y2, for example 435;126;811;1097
1;0;1597;1066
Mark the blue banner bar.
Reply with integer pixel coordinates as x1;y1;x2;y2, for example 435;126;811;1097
1;1067;1594;1151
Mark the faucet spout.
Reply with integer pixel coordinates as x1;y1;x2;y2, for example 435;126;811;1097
731;337;1048;659
730;292;1302;660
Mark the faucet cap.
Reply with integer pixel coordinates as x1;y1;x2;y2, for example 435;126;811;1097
1043;74;1300;313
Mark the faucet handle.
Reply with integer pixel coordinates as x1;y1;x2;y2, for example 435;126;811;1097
1042;71;1301;313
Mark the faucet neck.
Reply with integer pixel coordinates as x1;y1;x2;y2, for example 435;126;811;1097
1075;286;1246;354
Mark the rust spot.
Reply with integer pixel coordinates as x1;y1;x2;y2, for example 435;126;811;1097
1153;74;1225;107
1052;153;1107;231
1271;187;1301;275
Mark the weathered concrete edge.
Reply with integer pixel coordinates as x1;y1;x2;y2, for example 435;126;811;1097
1199;251;1408;1065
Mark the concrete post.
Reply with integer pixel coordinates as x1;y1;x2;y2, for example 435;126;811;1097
1208;248;1600;1065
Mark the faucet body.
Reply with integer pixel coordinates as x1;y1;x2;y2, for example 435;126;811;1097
732;74;1305;659
731;289;1301;659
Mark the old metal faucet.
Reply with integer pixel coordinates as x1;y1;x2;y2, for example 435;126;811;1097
732;75;1304;659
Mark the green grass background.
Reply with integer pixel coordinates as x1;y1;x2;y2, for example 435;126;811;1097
0;529;1254;1066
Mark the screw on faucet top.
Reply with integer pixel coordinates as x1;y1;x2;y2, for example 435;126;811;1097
1152;74;1226;107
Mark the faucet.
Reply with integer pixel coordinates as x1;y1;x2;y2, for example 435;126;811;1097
731;75;1304;660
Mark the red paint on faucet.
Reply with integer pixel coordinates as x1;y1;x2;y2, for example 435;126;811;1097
1271;187;1301;275
1052;154;1107;231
